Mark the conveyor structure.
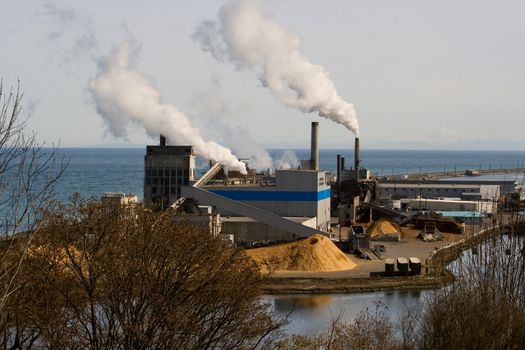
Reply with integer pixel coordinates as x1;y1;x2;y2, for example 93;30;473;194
179;163;329;238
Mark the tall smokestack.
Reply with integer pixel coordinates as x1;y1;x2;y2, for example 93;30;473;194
310;122;319;170
337;154;341;189
354;137;360;171
160;134;166;147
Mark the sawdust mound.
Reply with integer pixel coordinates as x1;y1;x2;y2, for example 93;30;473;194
367;219;401;238
247;234;356;273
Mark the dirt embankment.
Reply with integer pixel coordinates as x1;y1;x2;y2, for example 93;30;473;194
247;234;356;273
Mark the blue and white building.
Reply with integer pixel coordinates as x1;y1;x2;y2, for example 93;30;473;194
204;169;331;232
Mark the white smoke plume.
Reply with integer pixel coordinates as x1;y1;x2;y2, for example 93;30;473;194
274;149;299;170
36;2;98;66
189;77;273;171
89;42;247;174
193;0;359;136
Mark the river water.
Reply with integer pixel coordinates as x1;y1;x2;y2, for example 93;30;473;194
265;290;424;336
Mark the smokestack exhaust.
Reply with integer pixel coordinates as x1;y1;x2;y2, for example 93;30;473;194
310;122;319;171
354;137;360;171
160;135;166;147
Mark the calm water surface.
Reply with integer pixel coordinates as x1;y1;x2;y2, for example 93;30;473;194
266;291;424;336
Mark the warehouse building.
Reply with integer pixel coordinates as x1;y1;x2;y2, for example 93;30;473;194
378;182;500;201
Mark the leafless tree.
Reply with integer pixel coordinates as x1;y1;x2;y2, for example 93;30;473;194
408;212;525;350
0;80;66;316
1;200;285;349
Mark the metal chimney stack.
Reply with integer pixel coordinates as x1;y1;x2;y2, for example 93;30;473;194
354;137;360;171
310;122;319;171
160;135;167;147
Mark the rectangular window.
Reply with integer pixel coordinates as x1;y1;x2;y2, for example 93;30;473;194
152;187;157;194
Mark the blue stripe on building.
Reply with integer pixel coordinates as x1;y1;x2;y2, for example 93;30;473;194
210;188;331;202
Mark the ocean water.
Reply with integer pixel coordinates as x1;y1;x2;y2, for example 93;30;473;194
53;148;525;202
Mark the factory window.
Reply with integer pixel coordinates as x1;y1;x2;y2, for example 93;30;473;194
145;169;151;177
152;178;158;185
165;169;170;177
171;169;176;176
170;187;176;194
145;178;150;185
152;169;157;176
183;170;189;178
152;187;157;194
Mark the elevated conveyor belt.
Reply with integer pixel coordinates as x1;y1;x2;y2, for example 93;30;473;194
193;162;223;188
181;185;329;238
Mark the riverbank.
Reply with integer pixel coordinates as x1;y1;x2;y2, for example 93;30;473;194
259;224;499;294
260;275;449;294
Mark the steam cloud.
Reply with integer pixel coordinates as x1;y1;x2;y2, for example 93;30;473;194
193;0;359;136
89;42;247;174
37;2;98;66
274;150;299;170
190;78;273;170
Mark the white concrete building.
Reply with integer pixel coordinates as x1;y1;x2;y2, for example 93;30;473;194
379;182;500;201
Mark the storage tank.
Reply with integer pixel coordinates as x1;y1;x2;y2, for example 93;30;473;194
397;257;409;275
409;257;422;275
385;258;395;276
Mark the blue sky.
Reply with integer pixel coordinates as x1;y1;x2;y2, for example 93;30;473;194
2;0;524;150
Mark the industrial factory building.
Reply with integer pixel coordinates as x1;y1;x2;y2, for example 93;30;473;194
378;181;501;201
332;137;378;224
144;122;332;244
397;198;497;215
143;136;196;209
203;169;331;231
